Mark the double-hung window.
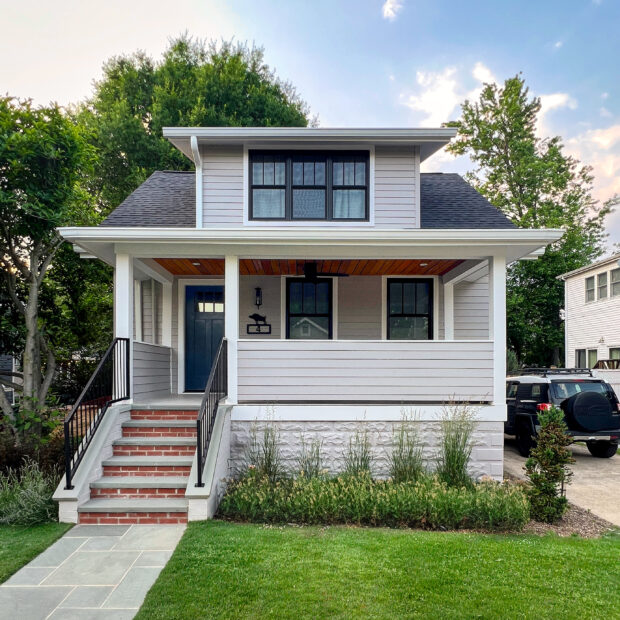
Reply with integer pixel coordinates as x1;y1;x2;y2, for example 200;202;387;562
387;278;434;340
249;151;369;221
585;276;595;302
611;268;620;297
597;273;608;299
575;349;586;368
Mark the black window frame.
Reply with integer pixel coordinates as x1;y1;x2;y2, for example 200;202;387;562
249;150;370;222
386;278;434;340
285;278;333;340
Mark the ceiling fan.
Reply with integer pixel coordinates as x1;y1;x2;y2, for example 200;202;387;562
302;261;349;282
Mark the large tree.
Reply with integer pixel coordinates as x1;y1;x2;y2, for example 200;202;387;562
447;75;611;365
0;97;95;436
80;36;311;212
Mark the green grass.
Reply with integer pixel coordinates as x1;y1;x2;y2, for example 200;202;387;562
137;522;620;619
0;523;72;583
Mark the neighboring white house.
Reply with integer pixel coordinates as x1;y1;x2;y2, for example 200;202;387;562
54;127;562;524
559;252;620;369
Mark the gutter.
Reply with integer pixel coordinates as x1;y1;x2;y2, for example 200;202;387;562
190;136;203;229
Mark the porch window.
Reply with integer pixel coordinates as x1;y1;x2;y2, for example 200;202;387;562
387;278;433;340
249;150;369;221
286;278;332;339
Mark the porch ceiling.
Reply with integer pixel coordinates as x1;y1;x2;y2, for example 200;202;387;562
153;258;463;277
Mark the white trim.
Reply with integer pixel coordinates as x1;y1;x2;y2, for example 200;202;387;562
225;256;239;403
381;274;440;341
132;340;171;349
280;275;339;340
134;280;142;342
177;277;225;394
190;136;203;229
133;258;173;284
489;255;506;406
444;281;454;340
242;144;376;227
162;281;172;348
231;403;506;422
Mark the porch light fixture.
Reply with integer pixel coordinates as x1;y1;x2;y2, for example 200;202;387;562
191;261;200;266
420;263;428;267
254;287;263;309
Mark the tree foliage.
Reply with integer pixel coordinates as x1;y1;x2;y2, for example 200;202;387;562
80;35;310;211
0;96;95;436
448;76;611;365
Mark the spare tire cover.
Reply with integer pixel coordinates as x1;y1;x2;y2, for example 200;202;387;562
562;391;614;432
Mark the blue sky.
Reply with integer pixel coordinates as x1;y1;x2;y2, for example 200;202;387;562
2;0;619;242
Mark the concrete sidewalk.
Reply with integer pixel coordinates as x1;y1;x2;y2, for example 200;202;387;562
0;523;185;619
504;436;620;527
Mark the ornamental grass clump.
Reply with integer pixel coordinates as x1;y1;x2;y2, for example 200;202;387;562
388;410;425;483
436;403;477;488
218;472;529;532
343;426;373;476
246;420;285;483
296;434;324;478
525;406;574;523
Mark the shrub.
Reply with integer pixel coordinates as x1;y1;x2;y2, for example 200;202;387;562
343;426;373;476
246;420;285;482
0;459;58;525
525;406;574;523
436;403;477;488
296;434;323;478
218;471;529;532
388;410;425;483
0;428;65;476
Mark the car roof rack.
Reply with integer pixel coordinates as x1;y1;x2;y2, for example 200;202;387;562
519;367;594;378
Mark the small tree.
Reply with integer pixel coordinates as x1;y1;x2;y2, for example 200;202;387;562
525;406;574;523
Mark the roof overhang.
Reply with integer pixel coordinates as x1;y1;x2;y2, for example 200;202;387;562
162;127;458;163
59;226;563;267
557;252;620;280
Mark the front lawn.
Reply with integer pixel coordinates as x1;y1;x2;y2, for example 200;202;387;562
0;523;72;583
137;522;620;619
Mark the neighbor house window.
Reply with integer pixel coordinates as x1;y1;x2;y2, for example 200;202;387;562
387;278;433;340
611;268;620;297
588;349;598;369
575;349;586;368
585;276;595;302
610;348;620;360
597;273;608;299
249;151;369;221
286;278;332;339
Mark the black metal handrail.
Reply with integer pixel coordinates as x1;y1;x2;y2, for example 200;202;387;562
196;338;228;487
63;338;130;489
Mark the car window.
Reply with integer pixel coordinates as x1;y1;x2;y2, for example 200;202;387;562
516;384;532;400
531;385;542;398
506;383;518;399
551;381;615;402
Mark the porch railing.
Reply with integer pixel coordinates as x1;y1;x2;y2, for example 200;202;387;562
63;338;130;489
196;338;228;487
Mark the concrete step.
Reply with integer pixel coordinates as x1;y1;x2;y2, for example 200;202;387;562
130;409;197;421
102;455;193;477
113;437;196;446
121;419;196;438
78;498;188;524
112;437;196;457
90;475;188;499
122;420;196;428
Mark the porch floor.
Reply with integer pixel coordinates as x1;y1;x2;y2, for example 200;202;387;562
132;394;203;409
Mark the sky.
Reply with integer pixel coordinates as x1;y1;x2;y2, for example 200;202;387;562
1;0;619;244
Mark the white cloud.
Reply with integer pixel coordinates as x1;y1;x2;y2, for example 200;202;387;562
536;92;577;138
554;40;563;49
602;92;609;100
600;107;612;118
382;0;403;21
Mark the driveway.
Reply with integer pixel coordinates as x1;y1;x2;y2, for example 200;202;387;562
504;436;620;527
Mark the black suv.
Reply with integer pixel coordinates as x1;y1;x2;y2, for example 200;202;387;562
505;368;620;458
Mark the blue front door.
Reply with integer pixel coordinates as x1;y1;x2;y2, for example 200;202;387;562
185;286;224;392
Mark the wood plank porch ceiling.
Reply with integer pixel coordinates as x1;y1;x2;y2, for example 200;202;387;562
154;258;463;277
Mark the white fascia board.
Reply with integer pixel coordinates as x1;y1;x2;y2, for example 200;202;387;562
557;251;620;280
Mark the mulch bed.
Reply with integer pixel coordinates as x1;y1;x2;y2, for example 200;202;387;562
522;503;617;538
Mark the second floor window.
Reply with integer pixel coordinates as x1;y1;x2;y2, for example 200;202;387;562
612;268;620;297
249;151;369;221
585;276;595;302
598;272;608;299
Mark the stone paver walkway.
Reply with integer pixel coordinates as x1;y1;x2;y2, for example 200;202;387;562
0;523;185;619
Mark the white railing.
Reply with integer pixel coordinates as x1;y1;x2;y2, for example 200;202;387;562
237;339;494;402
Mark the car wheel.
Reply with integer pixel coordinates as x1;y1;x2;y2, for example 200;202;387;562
516;424;534;457
586;441;618;458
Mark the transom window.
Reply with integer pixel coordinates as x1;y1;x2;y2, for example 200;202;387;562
249;151;369;221
387;278;433;340
286;279;333;339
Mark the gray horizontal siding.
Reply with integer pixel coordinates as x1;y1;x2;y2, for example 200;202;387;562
454;265;489;340
133;341;171;401
202;146;244;227
237;340;493;402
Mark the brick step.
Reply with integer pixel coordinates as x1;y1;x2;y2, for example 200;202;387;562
102;456;193;477
90;477;188;499
130;409;198;421
78;498;188;524
122;420;196;438
112;437;196;457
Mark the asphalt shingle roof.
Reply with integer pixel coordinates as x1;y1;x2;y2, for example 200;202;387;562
101;170;515;229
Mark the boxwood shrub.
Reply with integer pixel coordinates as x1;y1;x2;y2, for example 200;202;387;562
219;471;529;532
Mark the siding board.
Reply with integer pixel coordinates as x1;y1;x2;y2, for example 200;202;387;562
132;341;171;401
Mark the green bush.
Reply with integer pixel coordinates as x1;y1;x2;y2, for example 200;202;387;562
343;427;373;476
436;404;476;488
0;459;58;525
388;412;424;483
246;421;285;483
525;406;574;523
219;471;529;532
296;435;323;478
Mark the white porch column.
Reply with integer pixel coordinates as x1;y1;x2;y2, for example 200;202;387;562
443;282;454;340
225;255;239;403
161;281;173;347
114;253;134;339
488;255;506;406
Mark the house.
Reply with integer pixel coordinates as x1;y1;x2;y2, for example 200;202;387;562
558;252;620;369
53;127;562;524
